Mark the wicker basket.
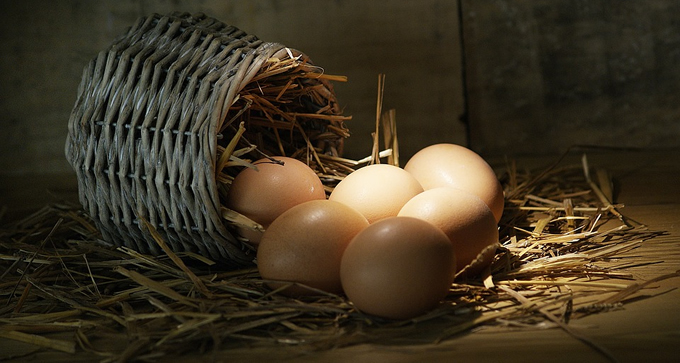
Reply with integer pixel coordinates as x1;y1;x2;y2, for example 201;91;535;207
65;12;349;267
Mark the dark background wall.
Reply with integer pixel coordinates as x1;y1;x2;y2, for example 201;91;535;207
1;0;679;214
0;0;464;178
463;0;680;155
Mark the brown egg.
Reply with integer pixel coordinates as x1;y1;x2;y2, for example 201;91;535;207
340;216;454;320
404;143;504;223
226;157;326;244
398;187;499;277
329;164;423;223
257;200;369;296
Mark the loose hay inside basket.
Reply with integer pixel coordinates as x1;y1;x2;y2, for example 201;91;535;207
65;12;352;267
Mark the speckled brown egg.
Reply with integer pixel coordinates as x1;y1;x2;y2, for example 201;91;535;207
340;216;454;320
398;187;499;277
404;143;504;223
257;200;369;296
226;157;326;244
329;164;423;223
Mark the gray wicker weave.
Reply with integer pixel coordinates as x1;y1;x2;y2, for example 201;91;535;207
65;12;346;267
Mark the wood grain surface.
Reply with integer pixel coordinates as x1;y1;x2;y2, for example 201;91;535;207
1;149;678;363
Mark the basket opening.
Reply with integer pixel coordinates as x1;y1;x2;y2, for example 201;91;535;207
214;51;351;189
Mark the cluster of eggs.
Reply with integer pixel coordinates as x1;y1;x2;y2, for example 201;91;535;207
226;144;504;320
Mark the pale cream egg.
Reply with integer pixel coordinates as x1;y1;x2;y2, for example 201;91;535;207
329;164;423;223
404;143;504;223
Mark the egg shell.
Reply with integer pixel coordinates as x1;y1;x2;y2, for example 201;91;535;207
257;200;369;296
329;164;423;224
340;216;454;320
226;157;326;244
404;143;504;223
398;187;499;277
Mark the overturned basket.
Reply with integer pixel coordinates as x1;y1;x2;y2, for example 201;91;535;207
65;12;351;267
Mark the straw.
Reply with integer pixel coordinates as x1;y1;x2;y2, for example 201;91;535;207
1;147;674;361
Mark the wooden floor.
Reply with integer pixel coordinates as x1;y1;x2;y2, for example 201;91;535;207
1;148;679;362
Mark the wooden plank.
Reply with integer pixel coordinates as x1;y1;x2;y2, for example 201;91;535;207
461;0;680;156
0;173;79;222
0;0;466;181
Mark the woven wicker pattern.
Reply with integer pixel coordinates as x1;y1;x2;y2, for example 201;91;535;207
65;12;344;266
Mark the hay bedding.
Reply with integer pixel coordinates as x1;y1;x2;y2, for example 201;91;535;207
0;148;673;362
1;13;676;362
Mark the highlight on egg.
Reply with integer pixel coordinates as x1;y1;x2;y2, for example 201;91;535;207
225;156;326;244
257;200;369;296
329;164;423;224
398;187;499;277
234;143;505;319
404;143;505;223
340;216;454;320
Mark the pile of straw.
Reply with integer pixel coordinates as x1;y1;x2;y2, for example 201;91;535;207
1;146;673;362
